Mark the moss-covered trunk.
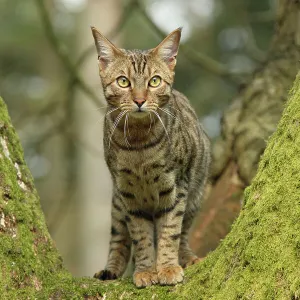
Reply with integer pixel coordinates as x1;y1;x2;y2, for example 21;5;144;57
1;65;300;298
192;0;300;256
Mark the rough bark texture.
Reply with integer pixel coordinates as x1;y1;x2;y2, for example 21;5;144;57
1;67;300;298
191;0;300;256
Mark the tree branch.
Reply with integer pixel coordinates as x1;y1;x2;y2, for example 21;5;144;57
135;1;243;84
2;69;300;297
35;0;101;106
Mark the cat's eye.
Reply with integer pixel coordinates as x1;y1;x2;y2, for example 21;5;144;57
117;76;130;88
149;76;161;88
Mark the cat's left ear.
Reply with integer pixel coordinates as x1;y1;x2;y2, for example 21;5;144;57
91;26;123;70
152;27;182;70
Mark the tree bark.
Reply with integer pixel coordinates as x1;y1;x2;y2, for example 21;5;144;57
1;66;300;297
191;0;300;256
76;0;121;277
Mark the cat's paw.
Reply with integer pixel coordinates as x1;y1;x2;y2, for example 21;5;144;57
133;271;158;288
94;269;117;280
180;256;203;268
157;265;184;285
185;256;203;267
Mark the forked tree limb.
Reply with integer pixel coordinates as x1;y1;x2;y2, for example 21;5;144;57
1;68;300;297
190;0;300;257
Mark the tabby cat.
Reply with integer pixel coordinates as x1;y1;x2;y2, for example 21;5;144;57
91;27;211;288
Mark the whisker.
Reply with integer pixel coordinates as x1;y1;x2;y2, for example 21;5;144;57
148;112;153;135
109;110;128;149
97;107;120;124
168;105;182;115
158;107;178;120
124;113;131;149
94;105;109;111
111;110;127;133
126;113;131;138
158;107;184;127
150;110;170;143
106;107;120;117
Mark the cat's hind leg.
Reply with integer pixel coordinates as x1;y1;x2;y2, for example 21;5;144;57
178;196;202;268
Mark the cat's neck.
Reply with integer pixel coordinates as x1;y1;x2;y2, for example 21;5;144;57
106;107;170;148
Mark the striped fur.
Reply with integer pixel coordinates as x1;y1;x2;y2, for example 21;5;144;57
91;27;211;287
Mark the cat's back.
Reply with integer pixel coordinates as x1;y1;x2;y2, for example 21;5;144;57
169;89;211;186
170;89;199;124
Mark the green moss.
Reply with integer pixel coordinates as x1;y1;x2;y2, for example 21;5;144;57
1;73;300;299
174;74;300;299
0;98;66;298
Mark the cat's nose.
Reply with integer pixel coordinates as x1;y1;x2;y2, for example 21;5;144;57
134;98;146;108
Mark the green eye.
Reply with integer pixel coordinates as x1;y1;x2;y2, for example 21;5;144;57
149;76;161;87
117;76;130;88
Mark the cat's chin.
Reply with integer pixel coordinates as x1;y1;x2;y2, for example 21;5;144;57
129;111;149;119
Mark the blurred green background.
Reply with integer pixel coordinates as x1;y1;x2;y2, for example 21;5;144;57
0;0;275;276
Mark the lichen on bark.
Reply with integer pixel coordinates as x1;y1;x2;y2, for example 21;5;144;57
1;70;300;299
192;0;300;257
178;73;300;299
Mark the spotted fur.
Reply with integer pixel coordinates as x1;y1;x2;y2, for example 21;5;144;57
91;27;211;287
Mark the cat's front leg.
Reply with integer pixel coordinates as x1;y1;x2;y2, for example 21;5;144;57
126;210;157;288
94;194;131;280
155;186;187;285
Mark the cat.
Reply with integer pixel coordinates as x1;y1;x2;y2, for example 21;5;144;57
91;26;211;288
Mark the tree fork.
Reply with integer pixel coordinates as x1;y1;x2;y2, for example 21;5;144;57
1;69;300;297
1;0;300;298
191;0;300;256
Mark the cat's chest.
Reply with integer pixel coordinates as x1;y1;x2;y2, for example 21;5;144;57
114;150;175;209
115;147;166;171
116;150;168;183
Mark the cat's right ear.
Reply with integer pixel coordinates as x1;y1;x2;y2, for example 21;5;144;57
91;26;123;70
151;27;182;70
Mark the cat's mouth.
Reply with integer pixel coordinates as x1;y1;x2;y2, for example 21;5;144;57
130;110;148;119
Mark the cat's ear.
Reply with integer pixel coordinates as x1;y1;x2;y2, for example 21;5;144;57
91;26;123;70
152;27;182;70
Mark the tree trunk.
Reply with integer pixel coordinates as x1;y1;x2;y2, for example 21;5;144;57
1;65;300;297
191;0;300;256
75;0;121;277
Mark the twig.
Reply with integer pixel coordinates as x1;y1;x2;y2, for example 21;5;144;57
48;78;77;233
32;118;68;151
249;10;275;23
135;1;242;83
13;88;64;127
16;0;136;127
76;0;138;68
35;0;101;106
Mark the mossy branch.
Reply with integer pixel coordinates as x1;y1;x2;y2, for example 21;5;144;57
1;67;300;297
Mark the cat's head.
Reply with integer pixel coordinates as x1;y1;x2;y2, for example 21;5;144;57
91;27;181;118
